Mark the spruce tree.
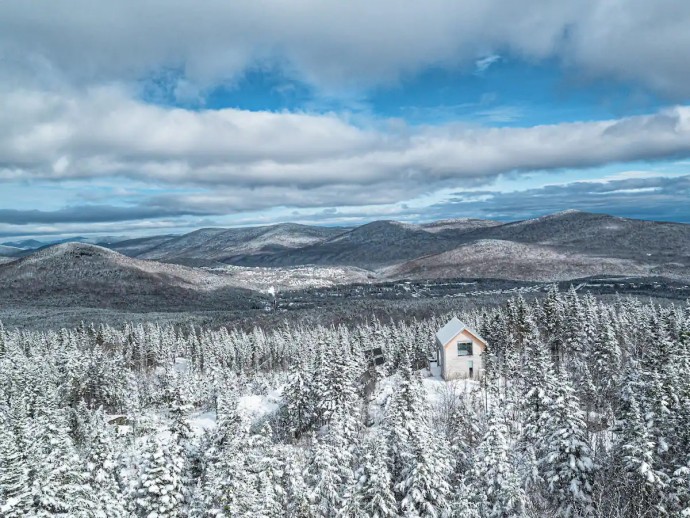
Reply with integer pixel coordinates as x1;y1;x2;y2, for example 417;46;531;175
0;415;32;517
85;411;127;517
353;433;397;518
471;406;526;518
28;408;95;516
612;366;667;514
540;369;595;517
131;436;185;517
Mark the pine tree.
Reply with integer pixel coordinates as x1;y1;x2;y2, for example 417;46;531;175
519;335;556;492
471;406;526;518
0;321;6;358
562;287;587;361
283;451;312;517
353;433;397;518
612;366;667;514
243;424;285;517
591;309;622;408
281;360;315;438
383;356;451;516
28;406;96;516
131;436;185;517
202;420;256;516
449;479;481;518
308;436;346;517
307;407;356;517
540;370;595;517
542;285;565;363
396;429;451;517
385;355;427;480
0;415;32;517
85;411;127;517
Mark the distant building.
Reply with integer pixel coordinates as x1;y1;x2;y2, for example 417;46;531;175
435;317;487;380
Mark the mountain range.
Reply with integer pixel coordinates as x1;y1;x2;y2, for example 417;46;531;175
105;210;690;276
0;242;262;311
105;218;506;268
0;211;688;311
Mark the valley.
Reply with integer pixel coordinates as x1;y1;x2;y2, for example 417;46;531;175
0;210;688;329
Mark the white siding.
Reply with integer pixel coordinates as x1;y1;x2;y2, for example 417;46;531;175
441;329;485;380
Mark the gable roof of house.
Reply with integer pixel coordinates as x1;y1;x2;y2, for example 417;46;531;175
435;317;486;346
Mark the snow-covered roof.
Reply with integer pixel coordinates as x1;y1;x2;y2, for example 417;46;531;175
435;317;486;345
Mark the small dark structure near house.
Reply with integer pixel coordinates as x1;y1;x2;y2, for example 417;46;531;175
361;347;385;399
366;347;385;366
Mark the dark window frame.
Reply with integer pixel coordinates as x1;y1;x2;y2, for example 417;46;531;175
457;341;473;356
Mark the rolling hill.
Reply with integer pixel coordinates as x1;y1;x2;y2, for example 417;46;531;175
420;217;502;235
5;211;688;300
227;220;461;268
129;223;347;265
0;243;264;311
459;210;690;261
381;239;656;282
106;211;690;275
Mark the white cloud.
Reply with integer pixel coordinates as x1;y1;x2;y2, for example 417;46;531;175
4;87;690;188
474;55;501;75
1;0;690;97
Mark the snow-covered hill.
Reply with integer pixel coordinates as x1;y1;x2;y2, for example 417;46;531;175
97;211;690;278
420;217;502;234
0;242;376;313
132;223;346;263
381;239;659;282
0;243;263;311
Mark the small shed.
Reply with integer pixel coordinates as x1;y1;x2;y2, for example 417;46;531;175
435;317;487;380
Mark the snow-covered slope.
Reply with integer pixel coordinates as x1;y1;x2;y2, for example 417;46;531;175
0;243;263;311
381;239;656;282
421;218;502;234
239;220;457;268
106;234;178;257
468;210;690;259
134;223;346;262
0;242;379;314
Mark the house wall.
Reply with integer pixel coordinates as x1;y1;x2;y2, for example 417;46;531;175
441;329;485;380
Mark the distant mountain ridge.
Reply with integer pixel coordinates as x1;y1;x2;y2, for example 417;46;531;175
107;218;502;268
4;211;690;284
453;210;690;259
135;223;346;265
105;211;690;276
0;245;22;257
381;239;653;282
0;242;262;311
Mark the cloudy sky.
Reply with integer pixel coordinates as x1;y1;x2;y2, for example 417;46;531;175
2;0;690;240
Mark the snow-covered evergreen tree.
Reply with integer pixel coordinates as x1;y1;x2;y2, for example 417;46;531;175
0;414;32;517
540;369;596;517
471;406;526;517
131;436;185;517
84;411;127;517
353;433;397;518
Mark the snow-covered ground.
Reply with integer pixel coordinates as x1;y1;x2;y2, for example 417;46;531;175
177;367;474;436
203;264;373;291
188;388;284;434
368;368;479;424
237;389;283;421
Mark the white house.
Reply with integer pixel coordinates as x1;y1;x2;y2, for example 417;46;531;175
435;317;487;380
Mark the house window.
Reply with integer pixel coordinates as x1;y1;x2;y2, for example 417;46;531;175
457;341;473;356
468;360;474;378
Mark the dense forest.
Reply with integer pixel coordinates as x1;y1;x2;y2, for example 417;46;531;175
1;287;689;517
